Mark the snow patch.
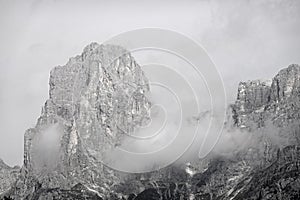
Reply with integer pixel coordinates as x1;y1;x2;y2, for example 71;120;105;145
229;187;244;200
255;106;265;113
227;174;243;182
189;193;195;200
68;127;78;154
86;186;103;198
185;163;197;177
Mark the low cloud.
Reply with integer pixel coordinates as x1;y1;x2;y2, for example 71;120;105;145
31;123;63;174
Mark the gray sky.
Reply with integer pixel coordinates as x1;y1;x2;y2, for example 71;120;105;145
0;0;300;166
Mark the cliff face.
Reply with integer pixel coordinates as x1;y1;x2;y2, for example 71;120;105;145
233;64;300;130
124;64;300;200
225;64;300;200
0;160;20;196
6;43;151;199
187;64;300;200
1;42;300;200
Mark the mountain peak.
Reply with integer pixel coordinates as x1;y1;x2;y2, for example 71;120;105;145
0;158;16;170
270;64;300;102
82;42;100;53
279;63;300;73
0;158;20;196
0;158;8;168
8;42;151;199
233;64;300;129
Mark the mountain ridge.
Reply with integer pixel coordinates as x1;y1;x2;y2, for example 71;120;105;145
0;43;299;199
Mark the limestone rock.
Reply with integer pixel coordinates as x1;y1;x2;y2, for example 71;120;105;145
232;64;300;130
6;42;151;199
2;43;300;200
0;159;20;196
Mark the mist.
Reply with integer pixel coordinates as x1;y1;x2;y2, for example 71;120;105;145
31;123;63;173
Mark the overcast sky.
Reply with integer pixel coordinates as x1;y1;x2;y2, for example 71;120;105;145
0;0;300;166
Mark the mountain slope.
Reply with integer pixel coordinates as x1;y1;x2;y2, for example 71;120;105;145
0;159;20;196
1;42;299;199
3;43;151;199
126;64;300;200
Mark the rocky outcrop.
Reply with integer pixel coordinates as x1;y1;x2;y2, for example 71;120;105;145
233;79;272;129
126;64;300;200
232;64;300;130
232;145;300;200
0;160;20;196
211;64;300;199
5;43;151;199
2;41;300;200
29;183;103;200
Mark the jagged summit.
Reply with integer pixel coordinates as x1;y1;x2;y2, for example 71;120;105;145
271;64;300;101
1;44;299;200
82;42;129;56
277;63;300;73
0;159;19;170
0;159;10;170
63;43;129;70
6;42;151;199
0;159;20;196
233;64;300;129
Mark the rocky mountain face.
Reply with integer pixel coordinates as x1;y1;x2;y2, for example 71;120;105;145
0;160;20;196
232;64;300;130
1;42;299;200
114;64;300;200
2;43;150;199
226;64;300;200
